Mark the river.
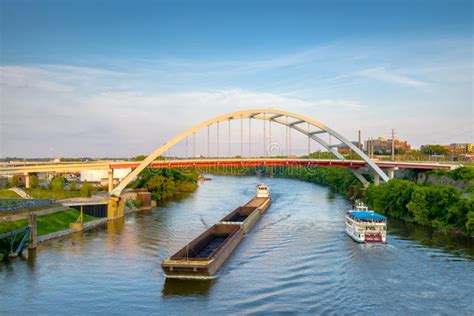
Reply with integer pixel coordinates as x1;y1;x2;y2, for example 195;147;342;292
1;176;473;314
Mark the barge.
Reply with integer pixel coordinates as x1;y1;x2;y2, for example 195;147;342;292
345;202;387;243
161;184;271;279
220;184;271;233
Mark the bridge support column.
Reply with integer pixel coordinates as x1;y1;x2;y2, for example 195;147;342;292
373;174;380;186
107;197;124;220
108;168;114;193
24;172;30;189
386;167;398;180
28;213;37;250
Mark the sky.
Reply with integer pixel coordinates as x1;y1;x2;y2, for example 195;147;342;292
0;0;472;158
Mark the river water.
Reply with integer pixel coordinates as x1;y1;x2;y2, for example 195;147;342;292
1;176;473;314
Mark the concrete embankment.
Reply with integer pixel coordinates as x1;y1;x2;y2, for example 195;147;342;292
38;218;109;243
37;205;148;244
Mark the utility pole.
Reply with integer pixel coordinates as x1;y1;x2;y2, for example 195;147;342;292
369;137;373;159
391;129;396;161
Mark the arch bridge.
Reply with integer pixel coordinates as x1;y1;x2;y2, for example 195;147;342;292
111;109;390;196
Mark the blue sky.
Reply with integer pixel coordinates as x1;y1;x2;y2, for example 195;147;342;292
1;0;472;157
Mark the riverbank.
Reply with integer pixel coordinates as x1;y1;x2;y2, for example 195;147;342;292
0;208;98;258
0;169;200;259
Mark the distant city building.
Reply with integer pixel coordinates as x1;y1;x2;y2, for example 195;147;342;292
365;137;411;153
445;143;473;154
333;141;362;154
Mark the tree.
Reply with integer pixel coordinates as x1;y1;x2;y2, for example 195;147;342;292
30;175;40;189
466;209;474;235
421;145;449;156
11;175;19;187
70;181;77;191
80;180;92;198
50;176;65;192
134;155;147;161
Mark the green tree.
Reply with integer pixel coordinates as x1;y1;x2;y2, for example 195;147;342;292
80;180;92;198
466;209;474;234
421;145;449;155
11;175;19;187
50;176;65;192
30;175;40;189
70;181;77;191
145;175;165;200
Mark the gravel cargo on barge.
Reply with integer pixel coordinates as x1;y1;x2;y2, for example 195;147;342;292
161;184;271;279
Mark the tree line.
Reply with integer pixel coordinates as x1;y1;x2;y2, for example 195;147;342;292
129;169;198;201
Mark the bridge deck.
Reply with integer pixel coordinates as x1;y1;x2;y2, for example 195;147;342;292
0;158;455;175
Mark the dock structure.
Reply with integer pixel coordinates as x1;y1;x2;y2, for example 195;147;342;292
161;184;271;279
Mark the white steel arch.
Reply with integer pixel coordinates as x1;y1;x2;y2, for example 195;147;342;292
111;109;389;196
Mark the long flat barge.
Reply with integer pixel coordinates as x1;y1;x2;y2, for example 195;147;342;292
161;184;271;279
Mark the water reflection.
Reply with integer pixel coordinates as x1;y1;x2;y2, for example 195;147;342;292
162;278;215;297
26;248;37;270
326;190;336;200
388;218;474;259
107;217;125;235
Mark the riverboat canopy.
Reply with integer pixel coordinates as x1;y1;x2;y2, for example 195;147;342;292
350;212;386;221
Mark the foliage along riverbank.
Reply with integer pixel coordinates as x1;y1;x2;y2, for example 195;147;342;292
129;168;199;201
207;165;474;236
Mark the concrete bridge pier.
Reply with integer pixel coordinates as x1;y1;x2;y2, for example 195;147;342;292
24;172;30;189
108;168;113;193
107;197;124;220
385;167;398;180
28;213;37;250
373;173;380;186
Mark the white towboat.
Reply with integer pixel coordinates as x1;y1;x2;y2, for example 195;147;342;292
345;202;387;243
256;183;270;198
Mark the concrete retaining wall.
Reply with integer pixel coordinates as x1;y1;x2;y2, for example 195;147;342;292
38;218;108;244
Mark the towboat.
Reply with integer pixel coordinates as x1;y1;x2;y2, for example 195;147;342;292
345;202;387;243
161;184;271;279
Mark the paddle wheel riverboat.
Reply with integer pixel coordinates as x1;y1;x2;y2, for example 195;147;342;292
345;202;387;243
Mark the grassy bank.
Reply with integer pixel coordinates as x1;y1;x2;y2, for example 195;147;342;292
0;189;22;198
0;209;98;258
28;189;81;200
0;209;97;236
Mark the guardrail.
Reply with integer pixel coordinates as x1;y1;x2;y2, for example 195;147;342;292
0;199;57;214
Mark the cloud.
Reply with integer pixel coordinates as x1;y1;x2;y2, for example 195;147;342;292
357;67;428;87
0;65;367;157
1;35;472;156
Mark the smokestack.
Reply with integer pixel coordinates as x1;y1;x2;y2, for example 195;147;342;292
358;130;361;150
